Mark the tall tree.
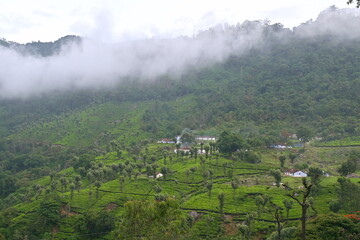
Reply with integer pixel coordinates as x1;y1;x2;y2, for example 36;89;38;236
119;176;125;192
296;127;314;144
269;203;285;240
279;155;286;169
254;194;271;217
218;192;225;217
282;199;294;223
286;177;318;240
288;153;296;163
217;131;247;154
94;181;101;199
336;177;360;212
231;178;240;199
270;169;282;188
205;181;213;198
60;177;68;193
70;183;75;200
160;166;168;180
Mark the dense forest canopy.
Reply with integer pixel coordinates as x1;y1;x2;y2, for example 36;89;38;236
0;7;359;140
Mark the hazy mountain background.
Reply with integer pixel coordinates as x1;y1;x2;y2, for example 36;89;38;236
0;6;359;142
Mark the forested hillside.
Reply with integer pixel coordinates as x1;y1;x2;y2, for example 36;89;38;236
0;7;360;240
1;9;360;142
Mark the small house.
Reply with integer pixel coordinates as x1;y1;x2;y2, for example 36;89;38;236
149;172;164;179
285;169;307;177
174;147;191;154
156;172;163;179
175;136;181;144
270;144;292;149
284;169;298;176
195;136;216;142
293;171;307;177
157;138;175;144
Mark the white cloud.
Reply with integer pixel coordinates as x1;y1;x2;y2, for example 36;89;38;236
0;7;359;99
0;0;351;43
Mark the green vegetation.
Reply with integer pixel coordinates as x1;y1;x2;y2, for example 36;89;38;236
1;141;359;239
1;15;360;239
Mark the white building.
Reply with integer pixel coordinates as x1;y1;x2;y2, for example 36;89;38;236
292;171;307;177
195;136;216;141
156;173;163;179
285;169;307;177
157;138;175;144
174;147;191;154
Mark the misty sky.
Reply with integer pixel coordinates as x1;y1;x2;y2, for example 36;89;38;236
0;0;351;43
0;1;359;99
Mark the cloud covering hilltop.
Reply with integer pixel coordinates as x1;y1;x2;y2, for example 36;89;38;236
0;7;359;99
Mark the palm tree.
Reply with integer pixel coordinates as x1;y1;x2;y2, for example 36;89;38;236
190;167;197;181
75;181;82;193
200;156;206;171
283;199;294;223
222;162;228;176
181;151;185;164
163;152;168;165
190;147;194;159
185;169;190;184
60;177;68;192
33;184;42;200
88;189;93;201
255;194;271;217
208;169;214;181
169;155;173;166
119;176;125;192
151;163;158;179
125;166;133;180
209;142;215;155
205;181;213;198
231;179;240;199
203;170;210;181
279;155;286;169
218;192;225;217
176;143;181;156
70;183;75;200
146;164;152;180
204;144;210;158
161;166;168;180
94;181;101;199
